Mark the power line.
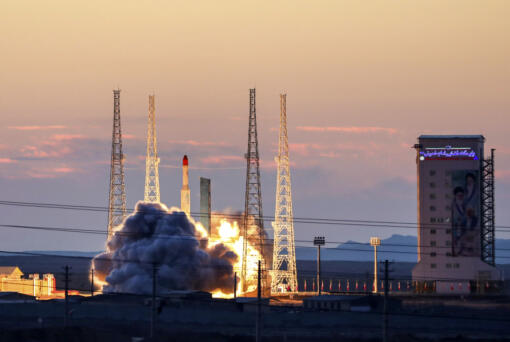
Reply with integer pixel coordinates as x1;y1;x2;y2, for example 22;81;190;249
2;199;510;231
2;222;510;254
1;238;510;272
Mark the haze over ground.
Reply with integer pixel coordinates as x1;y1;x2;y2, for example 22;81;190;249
0;1;509;251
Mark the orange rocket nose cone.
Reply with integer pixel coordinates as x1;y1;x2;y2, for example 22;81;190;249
183;155;188;166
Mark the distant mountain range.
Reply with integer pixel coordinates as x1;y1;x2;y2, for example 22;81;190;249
18;235;510;264
295;234;510;264
23;250;100;258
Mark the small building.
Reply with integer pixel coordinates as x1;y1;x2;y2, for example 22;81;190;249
0;266;55;298
0;266;23;279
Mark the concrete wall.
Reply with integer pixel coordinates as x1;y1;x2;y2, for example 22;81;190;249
1;274;55;297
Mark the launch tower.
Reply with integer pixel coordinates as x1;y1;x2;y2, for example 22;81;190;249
107;89;127;238
271;94;298;293
241;88;266;291
144;95;160;203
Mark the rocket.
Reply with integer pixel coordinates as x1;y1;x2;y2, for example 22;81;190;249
181;155;191;216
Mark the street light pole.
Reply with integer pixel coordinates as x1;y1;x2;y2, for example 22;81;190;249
313;236;325;295
370;237;381;293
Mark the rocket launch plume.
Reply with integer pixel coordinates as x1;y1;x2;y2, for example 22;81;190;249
92;202;238;295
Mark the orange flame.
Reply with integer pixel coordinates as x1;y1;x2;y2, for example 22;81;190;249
210;219;261;298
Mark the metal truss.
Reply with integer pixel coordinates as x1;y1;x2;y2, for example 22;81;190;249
271;94;298;293
144;95;160;203
481;149;495;265
242;88;266;291
107;89;127;238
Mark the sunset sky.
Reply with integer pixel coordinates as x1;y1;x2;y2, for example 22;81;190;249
1;1;509;251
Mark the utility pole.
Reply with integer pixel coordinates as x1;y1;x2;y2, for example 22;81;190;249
90;268;95;296
314;236;325;295
256;260;262;342
234;272;237;299
64;265;70;328
383;260;389;342
150;263;158;339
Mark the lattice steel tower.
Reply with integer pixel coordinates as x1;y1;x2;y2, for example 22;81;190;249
107;89;127;238
481;149;495;266
144;95;160;203
271;94;298;293
242;88;265;290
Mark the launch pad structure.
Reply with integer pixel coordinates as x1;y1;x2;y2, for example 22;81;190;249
241;88;266;292
107;89;127;237
144;95;161;203
271;94;298;294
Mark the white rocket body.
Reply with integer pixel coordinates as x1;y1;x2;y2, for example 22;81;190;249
181;155;190;216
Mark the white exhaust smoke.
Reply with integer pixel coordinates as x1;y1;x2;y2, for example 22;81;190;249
93;202;238;295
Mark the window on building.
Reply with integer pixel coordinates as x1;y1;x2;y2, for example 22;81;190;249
445;217;451;223
437;218;444;223
431;264;437;269
454;263;460;268
445;205;451;211
430;218;436;223
445;193;451;199
430;252;436;257
430;182;436;188
430;241;436;247
446;252;452;257
431;229;436;234
446;264;452;268
430;206;436;211
429;193;436;199
446;228;452;234
429;170;436;176
446;240;451;246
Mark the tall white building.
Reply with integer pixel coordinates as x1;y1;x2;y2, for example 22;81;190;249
412;135;500;293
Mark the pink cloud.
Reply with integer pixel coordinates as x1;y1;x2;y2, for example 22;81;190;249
8;125;66;131
50;134;86;141
20;134;85;159
21;145;71;158
24;172;57;179
289;143;311;156
495;170;510;180
289;142;377;158
259;159;277;169
53;167;75;173
0;158;17;164
201;155;243;165
296;126;397;135
168;140;231;147
25;167;77;179
318;152;342;159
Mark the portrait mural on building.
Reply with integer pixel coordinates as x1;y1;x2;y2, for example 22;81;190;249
451;169;480;257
